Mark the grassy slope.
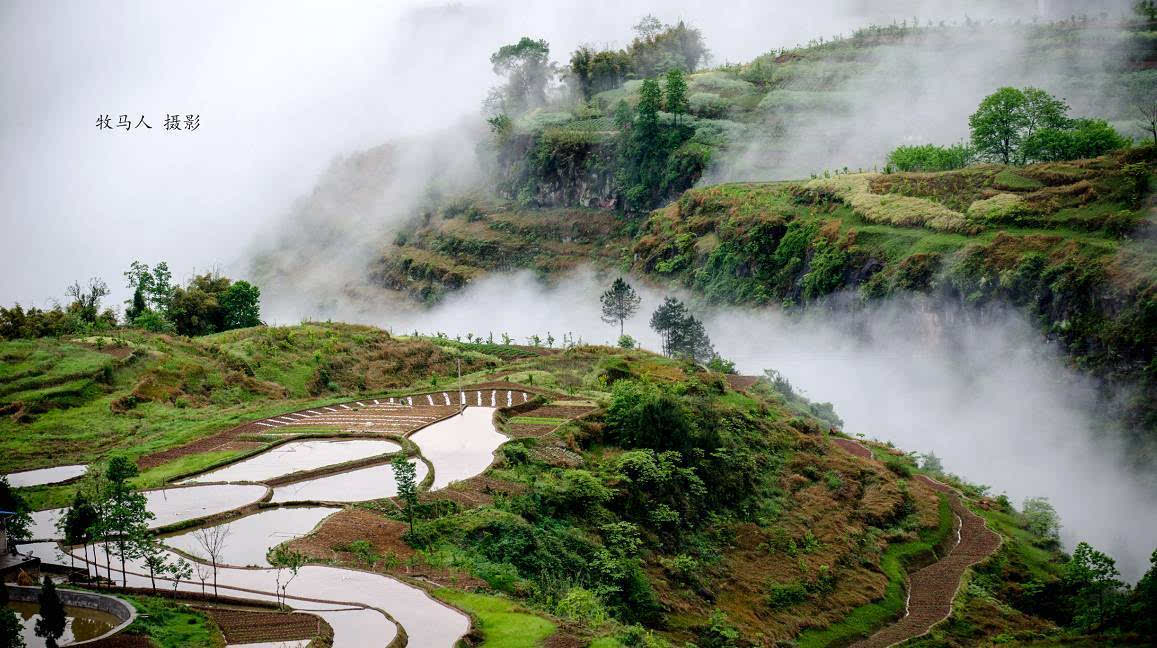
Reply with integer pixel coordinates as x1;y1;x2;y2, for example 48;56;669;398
504;19;1153;195
374;198;629;303
1;326;1080;646
309;347;959;645
632;149;1157;451
796;495;954;647
434;590;556;647
120;595;224;648
0;324;532;507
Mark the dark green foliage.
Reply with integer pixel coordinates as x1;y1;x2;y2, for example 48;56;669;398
648;297;715;362
567;17;706;102
0;303;82;340
0;279;119;341
58;490;97;546
65;278;111;325
626;17;708;77
125;287;147;323
35;576;66;648
220;280;261;329
1126;549;1157;636
698;609;739;648
1063;541;1125;630
970;87;1125;165
0;601;23;648
569;47;631;100
1022;119;1129;163
488;37;552;115
767;581;809;609
391;455;419;539
616;77;705;212
0;476;32;544
168;273;263;336
886;142;975;172
604;380;695;451
600;278;642;336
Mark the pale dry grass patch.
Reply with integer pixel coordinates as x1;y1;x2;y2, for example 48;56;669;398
807;174;977;233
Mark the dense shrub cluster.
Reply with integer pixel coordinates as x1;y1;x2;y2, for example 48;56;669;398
886;142;975;172
1;261;263;341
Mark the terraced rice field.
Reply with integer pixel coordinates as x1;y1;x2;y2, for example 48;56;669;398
22;384;585;647
180;439;400;484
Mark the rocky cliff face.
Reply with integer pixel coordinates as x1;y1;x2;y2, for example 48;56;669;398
493;133;619;209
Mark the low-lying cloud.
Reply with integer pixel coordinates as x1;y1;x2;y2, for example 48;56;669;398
268;267;1156;581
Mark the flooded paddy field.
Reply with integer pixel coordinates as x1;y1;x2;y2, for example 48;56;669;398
181;439;400;484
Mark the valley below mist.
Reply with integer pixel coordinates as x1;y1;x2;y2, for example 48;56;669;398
260;268;1156;581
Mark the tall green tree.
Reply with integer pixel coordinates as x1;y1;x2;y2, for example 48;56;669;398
221;280;261;329
1064;541;1124;629
970;86;1082;164
35;576;66;648
391;455;419;540
637;78;662;134
167;273;262;336
649;297;715;362
650;296;688;357
136;535;174;592
665;68;689;127
600;278;642;335
56;491;98;578
488;37;552;115
100;457;153;587
969;87;1029;164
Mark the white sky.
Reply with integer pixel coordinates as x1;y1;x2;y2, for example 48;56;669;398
0;0;1096;308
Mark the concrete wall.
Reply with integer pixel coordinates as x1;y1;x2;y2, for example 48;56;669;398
4;584;136;645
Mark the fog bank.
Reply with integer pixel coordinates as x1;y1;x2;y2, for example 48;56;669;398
270;267;1155;581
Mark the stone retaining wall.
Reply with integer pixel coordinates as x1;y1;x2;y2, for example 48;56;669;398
4;584;136;645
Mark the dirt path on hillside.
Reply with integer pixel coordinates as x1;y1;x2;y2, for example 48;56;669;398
832;439;1002;648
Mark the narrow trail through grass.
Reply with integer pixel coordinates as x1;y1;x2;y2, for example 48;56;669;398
813;439;1002;648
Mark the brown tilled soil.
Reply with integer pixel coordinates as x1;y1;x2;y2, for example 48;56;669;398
140;383;547;473
506;423;556;438
427;474;528;508
287;508;417;562
287;507;488;590
198;607;327;644
137;391;508;469
831;437;874;459
832;439;1003;648
83;635;152;648
724;374;761;391
521;405;596;419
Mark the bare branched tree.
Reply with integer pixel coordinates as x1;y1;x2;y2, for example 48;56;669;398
1139;100;1157;145
64;277;110;323
192;524;230;598
194;561;212;595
